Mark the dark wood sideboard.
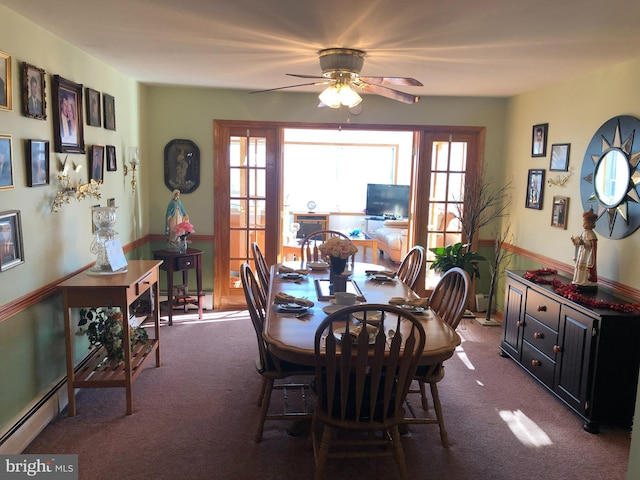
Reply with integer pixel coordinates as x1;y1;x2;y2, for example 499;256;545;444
500;270;640;433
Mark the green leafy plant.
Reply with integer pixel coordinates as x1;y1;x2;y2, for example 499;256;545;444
429;242;486;280
77;307;149;367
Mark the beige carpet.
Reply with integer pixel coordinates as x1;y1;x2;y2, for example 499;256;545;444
24;310;631;479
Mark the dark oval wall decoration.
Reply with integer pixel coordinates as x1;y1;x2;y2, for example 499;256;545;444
580;115;640;239
164;139;200;194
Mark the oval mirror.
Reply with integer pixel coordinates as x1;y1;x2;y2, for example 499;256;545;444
593;148;630;208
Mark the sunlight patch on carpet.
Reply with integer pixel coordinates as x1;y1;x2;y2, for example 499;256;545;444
499;409;552;447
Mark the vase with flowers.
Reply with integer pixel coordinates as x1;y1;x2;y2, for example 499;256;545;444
318;236;358;292
77;307;150;370
174;220;195;253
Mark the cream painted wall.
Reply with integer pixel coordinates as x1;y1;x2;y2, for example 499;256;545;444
501;58;640;479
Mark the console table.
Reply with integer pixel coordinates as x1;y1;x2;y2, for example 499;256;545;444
500;270;640;432
152;248;203;325
59;260;162;416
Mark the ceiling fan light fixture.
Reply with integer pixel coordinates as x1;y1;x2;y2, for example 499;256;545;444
318;83;362;109
339;84;362;108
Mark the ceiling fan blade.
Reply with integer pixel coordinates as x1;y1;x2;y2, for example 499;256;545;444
250;80;330;94
359;83;420;104
286;73;327;80
359;76;423;87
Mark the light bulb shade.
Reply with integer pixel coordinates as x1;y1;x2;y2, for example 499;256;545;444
319;85;342;108
319;84;362;109
129;147;140;165
339;84;362;108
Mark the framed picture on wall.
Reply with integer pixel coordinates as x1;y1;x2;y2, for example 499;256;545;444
89;145;104;182
525;169;545;210
52;75;85;153
0;134;13;190
551;196;569;229
106;145;117;171
532;123;548;157
0;50;12;111
26;139;50;187
103;93;116;131
0;210;24;272
86;87;101;127
549;143;570;171
163;139;200;193
22;62;46;119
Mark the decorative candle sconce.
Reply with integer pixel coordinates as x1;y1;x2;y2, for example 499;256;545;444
123;147;140;196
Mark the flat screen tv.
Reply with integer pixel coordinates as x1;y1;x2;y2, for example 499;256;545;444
365;183;410;219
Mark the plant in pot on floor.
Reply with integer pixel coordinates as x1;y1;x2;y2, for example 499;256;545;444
77;307;150;370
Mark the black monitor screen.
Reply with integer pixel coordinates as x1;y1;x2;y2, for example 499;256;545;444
365;184;410;218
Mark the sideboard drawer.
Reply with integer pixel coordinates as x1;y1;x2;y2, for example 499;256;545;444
525;289;560;330
523;315;559;360
522;341;556;388
176;255;197;270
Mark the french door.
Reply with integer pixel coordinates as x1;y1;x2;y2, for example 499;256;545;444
213;123;279;308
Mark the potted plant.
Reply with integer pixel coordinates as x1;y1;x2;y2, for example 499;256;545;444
429;242;486;280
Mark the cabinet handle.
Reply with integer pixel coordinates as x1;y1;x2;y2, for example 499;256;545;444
533;332;543;339
537;305;547;312
531;360;541;367
553;345;562;353
516;321;525;327
185;261;191;266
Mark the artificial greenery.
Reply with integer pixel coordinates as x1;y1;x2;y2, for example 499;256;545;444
77;307;149;366
429;242;486;280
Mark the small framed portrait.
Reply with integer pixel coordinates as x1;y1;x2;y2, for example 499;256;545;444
551;196;569;229
106;145;117;171
0;210;24;272
103;93;116;131
90;145;104;182
525;168;545;210
164;139;200;193
0;134;13;190
26;139;50;187
531;123;548;157
85;87;101;127
0;50;11;111
52;75;85;154
549;143;570;171
22;63;46;119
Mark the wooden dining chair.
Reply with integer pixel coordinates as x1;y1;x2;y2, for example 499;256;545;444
310;304;426;480
240;263;314;443
396;245;425;290
404;267;470;447
300;230;354;266
251;241;270;303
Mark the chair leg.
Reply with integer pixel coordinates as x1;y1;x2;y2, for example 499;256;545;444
255;377;274;443
257;376;268;407
429;382;449;448
419;380;430;412
389;426;408;480
314;425;333;480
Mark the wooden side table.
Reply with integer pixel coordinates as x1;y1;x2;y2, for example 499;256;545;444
59;260;162;416
152;248;203;325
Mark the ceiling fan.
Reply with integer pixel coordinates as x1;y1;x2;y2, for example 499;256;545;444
250;48;423;108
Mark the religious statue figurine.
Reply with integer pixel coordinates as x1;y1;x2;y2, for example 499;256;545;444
570;208;598;290
166;189;189;248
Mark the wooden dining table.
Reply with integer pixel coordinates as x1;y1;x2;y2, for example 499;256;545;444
263;261;461;366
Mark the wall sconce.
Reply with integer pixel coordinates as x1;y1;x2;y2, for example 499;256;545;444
123;147;140;196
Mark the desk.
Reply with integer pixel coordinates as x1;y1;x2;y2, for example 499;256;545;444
263;262;460;367
152;248;203;325
59;260;162;416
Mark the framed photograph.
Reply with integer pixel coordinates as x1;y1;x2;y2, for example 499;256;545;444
551;196;569;229
525;169;545;210
0;134;13;190
0;50;11;111
0;210;24;272
26;139;50;187
85;87;101;127
22;63;46;119
106;145;117;171
532;123;548;157
103;93;116;130
549;143;570;171
90;145;104;182
52;75;85;154
164;139;200;193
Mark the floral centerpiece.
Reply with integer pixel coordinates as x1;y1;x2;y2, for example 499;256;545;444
318;237;358;275
77;307;149;369
174;220;195;253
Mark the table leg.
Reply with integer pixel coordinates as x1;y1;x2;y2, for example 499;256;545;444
167;266;174;326
371;241;378;264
